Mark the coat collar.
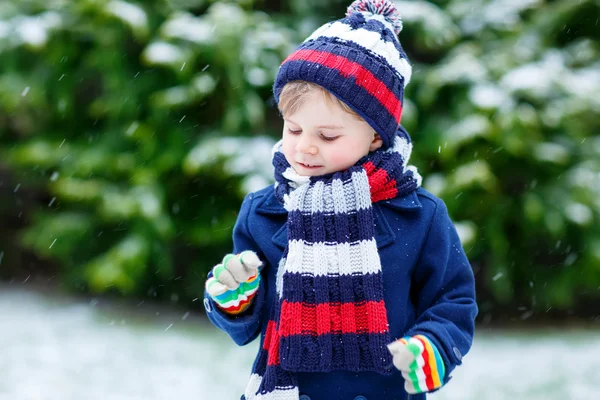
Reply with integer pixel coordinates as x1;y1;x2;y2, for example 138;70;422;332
257;188;423;250
379;189;423;212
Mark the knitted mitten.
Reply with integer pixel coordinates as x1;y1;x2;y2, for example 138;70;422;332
205;251;262;314
387;335;446;394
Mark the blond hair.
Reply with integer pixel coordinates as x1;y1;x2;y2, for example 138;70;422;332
278;81;362;120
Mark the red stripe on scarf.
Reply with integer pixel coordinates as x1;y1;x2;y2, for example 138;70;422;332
283;50;402;122
414;336;435;391
264;320;281;366
279;300;389;336
363;161;398;202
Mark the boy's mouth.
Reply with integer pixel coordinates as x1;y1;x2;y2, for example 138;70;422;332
297;162;323;169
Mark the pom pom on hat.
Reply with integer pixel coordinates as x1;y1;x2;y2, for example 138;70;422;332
346;0;403;35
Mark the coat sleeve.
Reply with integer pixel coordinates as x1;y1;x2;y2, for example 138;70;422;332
203;192;266;346
404;198;478;384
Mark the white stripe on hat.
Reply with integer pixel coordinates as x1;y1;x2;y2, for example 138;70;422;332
304;20;412;86
358;12;398;35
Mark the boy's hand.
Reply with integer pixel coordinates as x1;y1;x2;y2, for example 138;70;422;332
205;251;262;314
387;335;446;394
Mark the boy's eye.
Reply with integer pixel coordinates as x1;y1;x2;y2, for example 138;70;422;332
287;128;301;135
320;134;339;142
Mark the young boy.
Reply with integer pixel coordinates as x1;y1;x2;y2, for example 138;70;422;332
204;1;477;399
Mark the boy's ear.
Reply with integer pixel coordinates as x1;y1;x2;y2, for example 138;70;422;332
369;133;383;152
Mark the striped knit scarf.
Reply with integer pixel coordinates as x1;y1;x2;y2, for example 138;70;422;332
243;127;422;400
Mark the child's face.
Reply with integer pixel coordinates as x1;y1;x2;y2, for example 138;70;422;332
281;90;382;176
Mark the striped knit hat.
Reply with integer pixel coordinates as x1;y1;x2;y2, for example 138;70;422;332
273;0;412;149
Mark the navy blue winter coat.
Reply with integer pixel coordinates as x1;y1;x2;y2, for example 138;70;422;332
204;185;477;400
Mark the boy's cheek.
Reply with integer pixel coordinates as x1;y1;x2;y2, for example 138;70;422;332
281;140;294;159
326;151;359;171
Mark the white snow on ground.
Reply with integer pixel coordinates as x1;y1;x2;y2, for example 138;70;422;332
1;285;599;400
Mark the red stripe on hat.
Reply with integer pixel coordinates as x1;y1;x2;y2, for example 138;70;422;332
284;50;402;123
279;300;389;337
363;161;398;202
414;336;435;391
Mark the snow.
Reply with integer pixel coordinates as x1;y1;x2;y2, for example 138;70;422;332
246;67;269;87
568;165;600;194
252;27;289;50
105;1;148;35
492;272;504;281
16;16;48;47
561;64;600;104
533;142;570;165
183;136;276;194
191;74;216;95
564;202;593;226
161;12;214;45
133;189;161;219
156;86;189;107
142;41;186;66
512;32;542;61
445;115;491;147
436;50;488;85
395;0;457;35
454;221;477;246
209;2;247;31
501;59;557;98
0;21;10;40
452;161;496;190
499;50;598;104
423;173;446;197
1;286;599;400
243;174;272;194
451;0;542;34
469;84;512;110
6;11;63;48
117;235;147;260
125;121;139;137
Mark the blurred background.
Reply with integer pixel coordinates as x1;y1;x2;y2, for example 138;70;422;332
0;0;599;399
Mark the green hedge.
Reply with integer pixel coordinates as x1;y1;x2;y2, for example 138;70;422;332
1;0;598;316
0;0;298;300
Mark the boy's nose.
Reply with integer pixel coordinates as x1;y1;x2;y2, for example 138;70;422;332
296;135;318;155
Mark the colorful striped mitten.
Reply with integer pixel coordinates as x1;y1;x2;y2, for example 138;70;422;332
205;251;262;314
387;335;446;394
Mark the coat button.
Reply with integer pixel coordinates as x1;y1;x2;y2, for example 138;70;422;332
203;298;212;313
354;396;367;400
299;395;311;400
453;346;462;361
